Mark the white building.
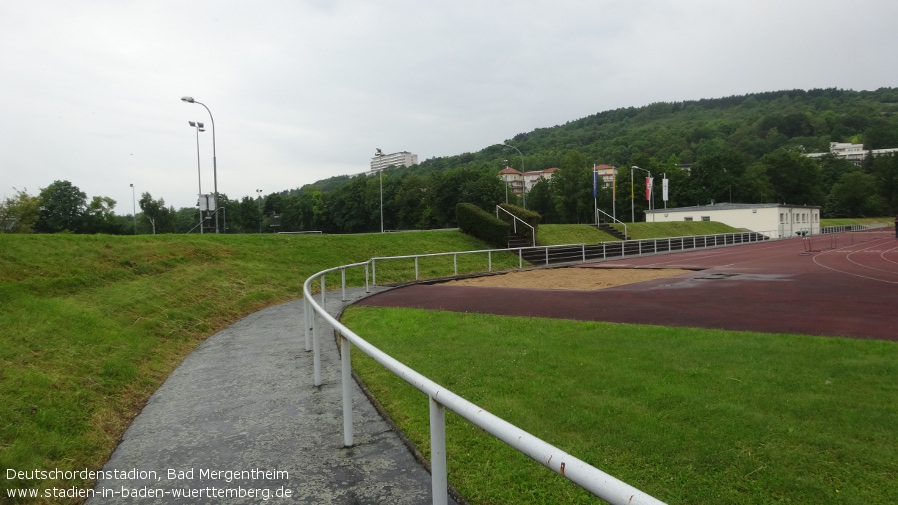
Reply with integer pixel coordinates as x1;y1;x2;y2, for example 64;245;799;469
594;164;617;188
645;202;820;238
805;142;898;166
498;167;558;195
370;151;418;172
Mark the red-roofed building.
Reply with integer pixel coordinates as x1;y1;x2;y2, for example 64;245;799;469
499;167;558;196
594;164;617;188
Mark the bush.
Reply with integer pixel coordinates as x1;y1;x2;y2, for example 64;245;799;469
497;203;541;244
456;203;509;248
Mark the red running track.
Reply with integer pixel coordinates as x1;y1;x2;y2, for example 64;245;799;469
357;230;898;341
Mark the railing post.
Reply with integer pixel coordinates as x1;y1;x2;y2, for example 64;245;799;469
488;251;492;272
519;249;523;270
341;268;346;302
430;397;448;505
341;334;354;447
582;244;586;262
545;247;549;265
365;263;370;293
454;254;458;276
304;297;311;351
314;275;324;386
372;259;377;286
415;256;420;280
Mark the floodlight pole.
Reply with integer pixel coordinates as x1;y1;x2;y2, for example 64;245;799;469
182;96;219;233
500;143;525;208
631;165;651;223
129;183;137;234
374;150;384;233
188;121;205;234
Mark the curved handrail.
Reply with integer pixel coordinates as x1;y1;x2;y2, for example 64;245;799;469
302;263;666;505
301;226;885;504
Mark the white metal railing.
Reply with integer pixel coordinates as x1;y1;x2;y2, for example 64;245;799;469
303;263;666;505
300;225;886;504
496;205;536;246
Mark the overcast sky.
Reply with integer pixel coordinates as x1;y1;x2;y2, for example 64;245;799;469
2;1;897;211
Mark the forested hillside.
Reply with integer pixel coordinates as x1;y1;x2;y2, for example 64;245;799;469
269;87;898;232
6;88;898;234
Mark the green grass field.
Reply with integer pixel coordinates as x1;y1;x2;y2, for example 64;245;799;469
342;308;898;505
2;219;895;504
0;231;516;502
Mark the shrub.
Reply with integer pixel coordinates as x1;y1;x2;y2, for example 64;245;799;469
456;203;509;248
497;203;541;244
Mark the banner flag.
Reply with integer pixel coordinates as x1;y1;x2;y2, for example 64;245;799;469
645;177;653;201
662;177;669;202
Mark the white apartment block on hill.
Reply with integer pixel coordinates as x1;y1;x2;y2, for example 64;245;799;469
370;150;418;173
805;142;898;165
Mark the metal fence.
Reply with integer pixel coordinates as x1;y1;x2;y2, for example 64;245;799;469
301;225;885;505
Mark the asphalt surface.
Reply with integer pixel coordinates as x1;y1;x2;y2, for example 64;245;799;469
89;287;457;505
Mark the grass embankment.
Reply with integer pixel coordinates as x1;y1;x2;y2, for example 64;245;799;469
538;222;739;246
343;307;898;505
0;231;515;502
820;217;894;227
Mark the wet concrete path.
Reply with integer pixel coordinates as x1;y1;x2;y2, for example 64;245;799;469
89;287;455;504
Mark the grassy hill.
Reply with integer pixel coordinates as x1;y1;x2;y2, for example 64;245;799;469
0;231;515;500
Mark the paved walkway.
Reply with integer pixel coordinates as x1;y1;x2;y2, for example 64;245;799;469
89;287;457;504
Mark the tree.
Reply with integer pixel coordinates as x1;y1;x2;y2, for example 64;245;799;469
760;150;825;205
83;196;120;234
826;171;878;217
552;150;591;223
36;180;87;233
0;188;41;233
139;192;164;234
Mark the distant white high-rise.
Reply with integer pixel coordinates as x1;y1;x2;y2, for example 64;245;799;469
370;150;418;172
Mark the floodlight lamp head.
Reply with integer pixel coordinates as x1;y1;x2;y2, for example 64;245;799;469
181;96;195;103
188;121;196;127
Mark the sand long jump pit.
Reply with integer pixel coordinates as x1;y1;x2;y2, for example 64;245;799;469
440;267;693;290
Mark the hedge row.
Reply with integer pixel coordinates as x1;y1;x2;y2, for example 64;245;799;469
456;203;509;248
497;203;541;244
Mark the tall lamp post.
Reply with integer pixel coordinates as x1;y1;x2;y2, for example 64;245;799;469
499;143;525;208
630;165;652;223
129;183;137;234
374;149;384;233
188;121;205;234
181;96;218;233
256;189;263;233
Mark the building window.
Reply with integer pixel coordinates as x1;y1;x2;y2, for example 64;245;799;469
701;216;710;221
780;213;785;223
684;217;693;221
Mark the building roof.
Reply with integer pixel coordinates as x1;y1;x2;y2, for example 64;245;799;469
646;202;821;214
498;167;522;175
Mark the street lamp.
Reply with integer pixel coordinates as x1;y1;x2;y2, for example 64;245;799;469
188;121;205;234
503;159;509;204
630;165;652;223
181;96;218;233
499;143;525;208
256;189;263;233
129;183;137;234
374;149;384;233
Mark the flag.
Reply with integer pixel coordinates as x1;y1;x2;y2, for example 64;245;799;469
645;177;653;201
662;177;669;202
